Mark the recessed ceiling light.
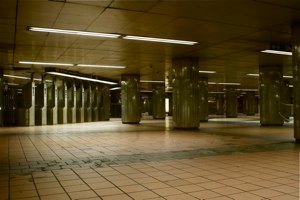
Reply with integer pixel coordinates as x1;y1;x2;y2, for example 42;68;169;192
289;85;294;88
123;35;197;45
218;83;241;85
247;73;259;77
77;64;126;69
28;27;121;38
208;82;217;85
199;70;216;74
140;80;165;83
283;75;293;79
237;89;258;92
19;61;74;66
46;72;117;85
110;87;121;90
261;50;292;56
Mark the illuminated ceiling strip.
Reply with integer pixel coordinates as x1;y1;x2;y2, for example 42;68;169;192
47;72;117;85
140;80;165;83
209;92;224;94
29;27;121;38
4;74;52;82
247;74;293;78
110;87;121;90
199;70;216;74
123;35;197;45
7;83;19;86
218;83;241;85
77;64;126;69
261;50;292;56
208;82;217;85
19;61;74;66
247;73;259;77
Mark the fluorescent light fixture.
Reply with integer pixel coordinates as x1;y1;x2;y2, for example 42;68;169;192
289;85;294;88
29;27;121;38
218;83;241;86
123;35;197;45
261;50;292;56
247;73;259;77
19;61;74;66
77;64;126;69
283;75;293;79
208;82;217;85
4;74;30;80
140;80;165;83
47;72;117;85
199;70;216;74
7;83;19;86
110;87;121;90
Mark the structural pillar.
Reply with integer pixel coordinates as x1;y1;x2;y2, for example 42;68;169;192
216;93;224;115
76;83;85;123
67;81;76;123
152;84;165;119
47;79;58;125
92;85;99;121
199;77;208;121
99;85;110;121
292;23;300;142
226;87;238;118
121;74;140;124
58;80;67;124
245;92;256;116
84;84;92;122
172;58;200;128
0;70;3;126
17;79;35;126
35;76;47;125
259;65;284;125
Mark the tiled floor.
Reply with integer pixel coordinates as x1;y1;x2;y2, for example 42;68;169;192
0;117;299;200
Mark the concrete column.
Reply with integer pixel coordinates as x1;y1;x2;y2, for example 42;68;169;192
58;80;67;124
99;85;110;121
84;84;92;122
292;23;300;142
226;87;238;118
16;80;35;126
167;93;173;116
259;65;284;125
47;79;58;125
0;70;3;126
281;81;292;118
35;77;47;125
245;92;256;116
216;93;224;115
92;85;99;122
199;77;208;121
152;84;165;119
67;82;76;123
76;83;85;123
121;74;140;124
172;58;200;128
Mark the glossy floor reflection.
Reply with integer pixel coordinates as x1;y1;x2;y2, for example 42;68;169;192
0;117;298;200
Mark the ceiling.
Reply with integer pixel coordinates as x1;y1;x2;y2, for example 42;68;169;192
0;0;299;90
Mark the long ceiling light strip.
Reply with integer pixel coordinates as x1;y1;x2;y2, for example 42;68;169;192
4;74;53;82
19;61;74;66
218;83;241;85
110;87;121;90
199;70;216;74
77;64;126;69
247;74;293;78
123;35;197;45
47;72;117;85
29;27;121;38
261;50;292;56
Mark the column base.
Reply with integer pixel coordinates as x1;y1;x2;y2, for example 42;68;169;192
260;123;283;126
295;139;300;143
122;122;140;124
174;127;199;130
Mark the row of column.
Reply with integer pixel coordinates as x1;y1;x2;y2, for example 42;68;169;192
0;77;110;126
